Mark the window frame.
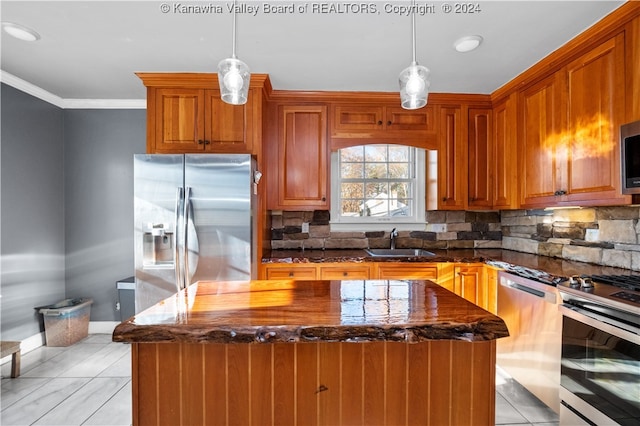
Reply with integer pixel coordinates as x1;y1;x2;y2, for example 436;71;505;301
330;144;426;231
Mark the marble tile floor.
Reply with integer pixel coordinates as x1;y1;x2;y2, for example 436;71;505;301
2;334;558;426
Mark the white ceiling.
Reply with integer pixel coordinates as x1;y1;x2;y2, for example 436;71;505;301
0;1;625;100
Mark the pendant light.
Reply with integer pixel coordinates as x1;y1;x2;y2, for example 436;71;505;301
217;0;250;105
398;0;430;110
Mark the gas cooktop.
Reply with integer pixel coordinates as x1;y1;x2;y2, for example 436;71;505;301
557;274;640;316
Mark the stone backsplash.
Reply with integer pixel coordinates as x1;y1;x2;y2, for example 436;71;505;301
269;210;502;251
502;206;640;271
270;206;640;271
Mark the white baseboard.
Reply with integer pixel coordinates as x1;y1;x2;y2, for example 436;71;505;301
88;321;120;335
1;321;120;363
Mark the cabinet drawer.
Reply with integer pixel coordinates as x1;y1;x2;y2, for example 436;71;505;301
319;266;371;280
265;266;317;280
376;265;438;280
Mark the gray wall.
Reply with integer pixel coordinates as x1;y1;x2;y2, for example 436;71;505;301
64;109;145;321
1;83;146;341
1;84;65;340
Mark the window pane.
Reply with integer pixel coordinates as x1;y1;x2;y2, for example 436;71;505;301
341;162;363;179
341;199;362;216
388;145;410;161
365;163;387;179
341;146;364;162
365;182;388;198
341;182;363;198
388;163;409;178
335;144;422;221
364;145;388;162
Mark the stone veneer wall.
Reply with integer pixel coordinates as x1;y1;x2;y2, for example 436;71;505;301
269;210;502;251
502;206;640;271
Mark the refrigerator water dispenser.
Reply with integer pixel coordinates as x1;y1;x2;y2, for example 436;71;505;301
142;223;174;267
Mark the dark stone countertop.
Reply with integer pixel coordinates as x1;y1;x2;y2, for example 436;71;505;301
112;279;509;344
263;248;637;284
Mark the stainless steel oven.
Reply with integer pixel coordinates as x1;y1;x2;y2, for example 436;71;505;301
557;275;640;425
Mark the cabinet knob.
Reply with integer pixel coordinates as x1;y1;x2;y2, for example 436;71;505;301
322;196;326;202
204;140;211;145
387;121;392;126
288;272;294;277
554;190;567;196
343;272;348;277
377;120;383;125
198;139;205;145
442;197;448;202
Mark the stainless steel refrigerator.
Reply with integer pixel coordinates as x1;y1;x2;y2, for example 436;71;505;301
134;154;259;313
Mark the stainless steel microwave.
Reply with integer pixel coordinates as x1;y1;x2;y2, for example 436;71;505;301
621;120;640;194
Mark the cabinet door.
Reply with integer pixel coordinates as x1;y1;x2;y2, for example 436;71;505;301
492;94;518;209
276;105;329;209
484;266;498;314
375;264;438;280
319;264;371;280
438;106;467;209
385;106;437;133
564;33;626;204
151;88;205;153
468;108;492;208
264;265;317;280
203;90;250;153
454;265;484;307
519;73;565;207
332;105;384;131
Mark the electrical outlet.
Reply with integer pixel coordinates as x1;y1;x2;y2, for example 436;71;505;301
585;229;599;242
301;222;310;233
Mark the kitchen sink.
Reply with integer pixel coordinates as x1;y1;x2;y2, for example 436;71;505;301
364;248;436;257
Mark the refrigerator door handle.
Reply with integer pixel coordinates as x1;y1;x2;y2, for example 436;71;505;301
174;187;185;292
182;186;192;290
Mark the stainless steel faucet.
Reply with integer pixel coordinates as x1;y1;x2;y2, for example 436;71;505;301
390;228;398;249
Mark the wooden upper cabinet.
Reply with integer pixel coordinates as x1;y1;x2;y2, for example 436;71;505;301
564;33;627;205
438;106;467;210
519;73;565;207
468;108;492;208
519;33;629;208
330;103;438;149
492;93;518;209
138;73;267;154
268;104;329;210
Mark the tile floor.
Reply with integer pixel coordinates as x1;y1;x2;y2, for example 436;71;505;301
1;334;559;425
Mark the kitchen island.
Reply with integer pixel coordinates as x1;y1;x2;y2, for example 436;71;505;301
113;279;509;426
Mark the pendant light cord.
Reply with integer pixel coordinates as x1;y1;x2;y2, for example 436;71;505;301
411;0;416;64
231;0;237;59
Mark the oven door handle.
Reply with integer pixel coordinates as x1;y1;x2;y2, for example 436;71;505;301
559;304;640;345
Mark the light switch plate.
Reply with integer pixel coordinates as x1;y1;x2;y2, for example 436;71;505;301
301;222;309;233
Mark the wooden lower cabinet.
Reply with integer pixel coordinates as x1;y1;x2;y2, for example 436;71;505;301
131;340;497;425
319;264;371;280
454;265;485;307
374;263;438;280
263;264;317;280
261;262;497;312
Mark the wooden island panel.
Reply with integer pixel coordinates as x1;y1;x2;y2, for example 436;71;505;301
131;339;496;426
115;280;507;426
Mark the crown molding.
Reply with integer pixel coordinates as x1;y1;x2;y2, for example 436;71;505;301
1;70;146;109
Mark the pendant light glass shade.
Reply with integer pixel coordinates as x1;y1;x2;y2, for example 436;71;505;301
399;0;430;110
399;61;430;109
218;56;250;105
217;0;250;105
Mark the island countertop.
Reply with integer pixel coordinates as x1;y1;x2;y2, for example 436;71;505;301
113;279;509;344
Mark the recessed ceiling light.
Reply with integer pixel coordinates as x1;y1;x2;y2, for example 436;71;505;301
2;22;40;42
454;35;483;53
